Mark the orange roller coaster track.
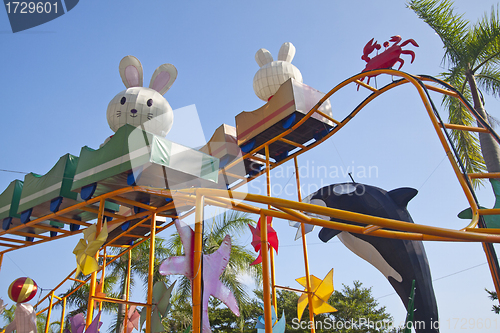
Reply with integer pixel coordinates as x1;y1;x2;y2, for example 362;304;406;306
2;69;500;333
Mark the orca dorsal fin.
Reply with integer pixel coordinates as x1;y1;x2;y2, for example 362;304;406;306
387;187;418;208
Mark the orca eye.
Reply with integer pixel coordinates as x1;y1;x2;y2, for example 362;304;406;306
147;99;153;107
120;97;126;105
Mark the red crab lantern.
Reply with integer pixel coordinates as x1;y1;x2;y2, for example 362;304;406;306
8;277;38;303
358;35;419;89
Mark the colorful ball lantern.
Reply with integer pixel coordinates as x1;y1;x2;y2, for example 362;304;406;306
8;277;38;303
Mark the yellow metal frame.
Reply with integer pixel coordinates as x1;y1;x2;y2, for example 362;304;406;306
2;69;500;332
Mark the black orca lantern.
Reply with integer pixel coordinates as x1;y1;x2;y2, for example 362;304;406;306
309;183;439;333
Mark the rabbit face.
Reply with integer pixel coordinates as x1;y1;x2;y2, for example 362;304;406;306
107;87;173;137
107;55;177;137
253;42;303;101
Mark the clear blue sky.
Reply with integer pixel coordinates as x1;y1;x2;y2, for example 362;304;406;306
1;0;500;332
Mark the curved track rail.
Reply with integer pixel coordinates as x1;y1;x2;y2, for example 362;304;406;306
2;69;500;333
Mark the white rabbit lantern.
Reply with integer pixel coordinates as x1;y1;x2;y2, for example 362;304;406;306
107;56;177;137
252;42;303;101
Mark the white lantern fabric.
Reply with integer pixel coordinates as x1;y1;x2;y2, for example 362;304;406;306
107;56;177;137
4;303;37;333
107;87;173;137
253;42;303;101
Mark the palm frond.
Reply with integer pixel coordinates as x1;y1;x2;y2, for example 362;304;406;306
476;65;500;99
225;244;262;284
438;69;487;187
469;5;500;72
171;276;192;306
408;0;469;66
445;90;486;186
208;210;256;243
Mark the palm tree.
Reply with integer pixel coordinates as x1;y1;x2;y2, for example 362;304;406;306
164;210;262;333
408;0;500;306
105;237;171;333
408;0;500;182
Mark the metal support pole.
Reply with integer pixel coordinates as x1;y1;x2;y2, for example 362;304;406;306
193;193;204;333
59;297;67;333
99;246;107;313
294;157;316;332
86;198;105;328
260;211;273;333
264;145;277;309
45;292;54;333
124;248;132;333
146;213;157;333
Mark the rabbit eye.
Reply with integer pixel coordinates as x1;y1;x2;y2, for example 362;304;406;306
120;97;126;105
147;99;153;107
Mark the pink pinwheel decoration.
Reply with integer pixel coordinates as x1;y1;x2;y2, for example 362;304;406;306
159;219;240;333
69;311;102;333
248;216;279;266
124;305;140;333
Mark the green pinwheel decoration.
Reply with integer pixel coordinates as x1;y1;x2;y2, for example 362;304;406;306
140;281;176;333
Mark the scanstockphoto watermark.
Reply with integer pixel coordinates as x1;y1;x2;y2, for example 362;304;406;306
291;317;398;330
271;160;379;180
291;317;443;331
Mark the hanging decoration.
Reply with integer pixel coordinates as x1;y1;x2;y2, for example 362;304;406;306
159;219;240;333
124;305;140;333
296;268;337;320
248;216;279;266
255;303;285;333
8;277;38;303
3;303;37;333
67;311;103;333
139;281;175;333
4;278;38;333
72;222;108;276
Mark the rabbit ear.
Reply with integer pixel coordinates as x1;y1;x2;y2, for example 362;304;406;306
149;63;177;95
119;56;143;88
255;48;273;67
278;42;296;62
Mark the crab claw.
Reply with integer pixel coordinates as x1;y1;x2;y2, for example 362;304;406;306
363;38;382;62
363;38;375;53
389;35;402;43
